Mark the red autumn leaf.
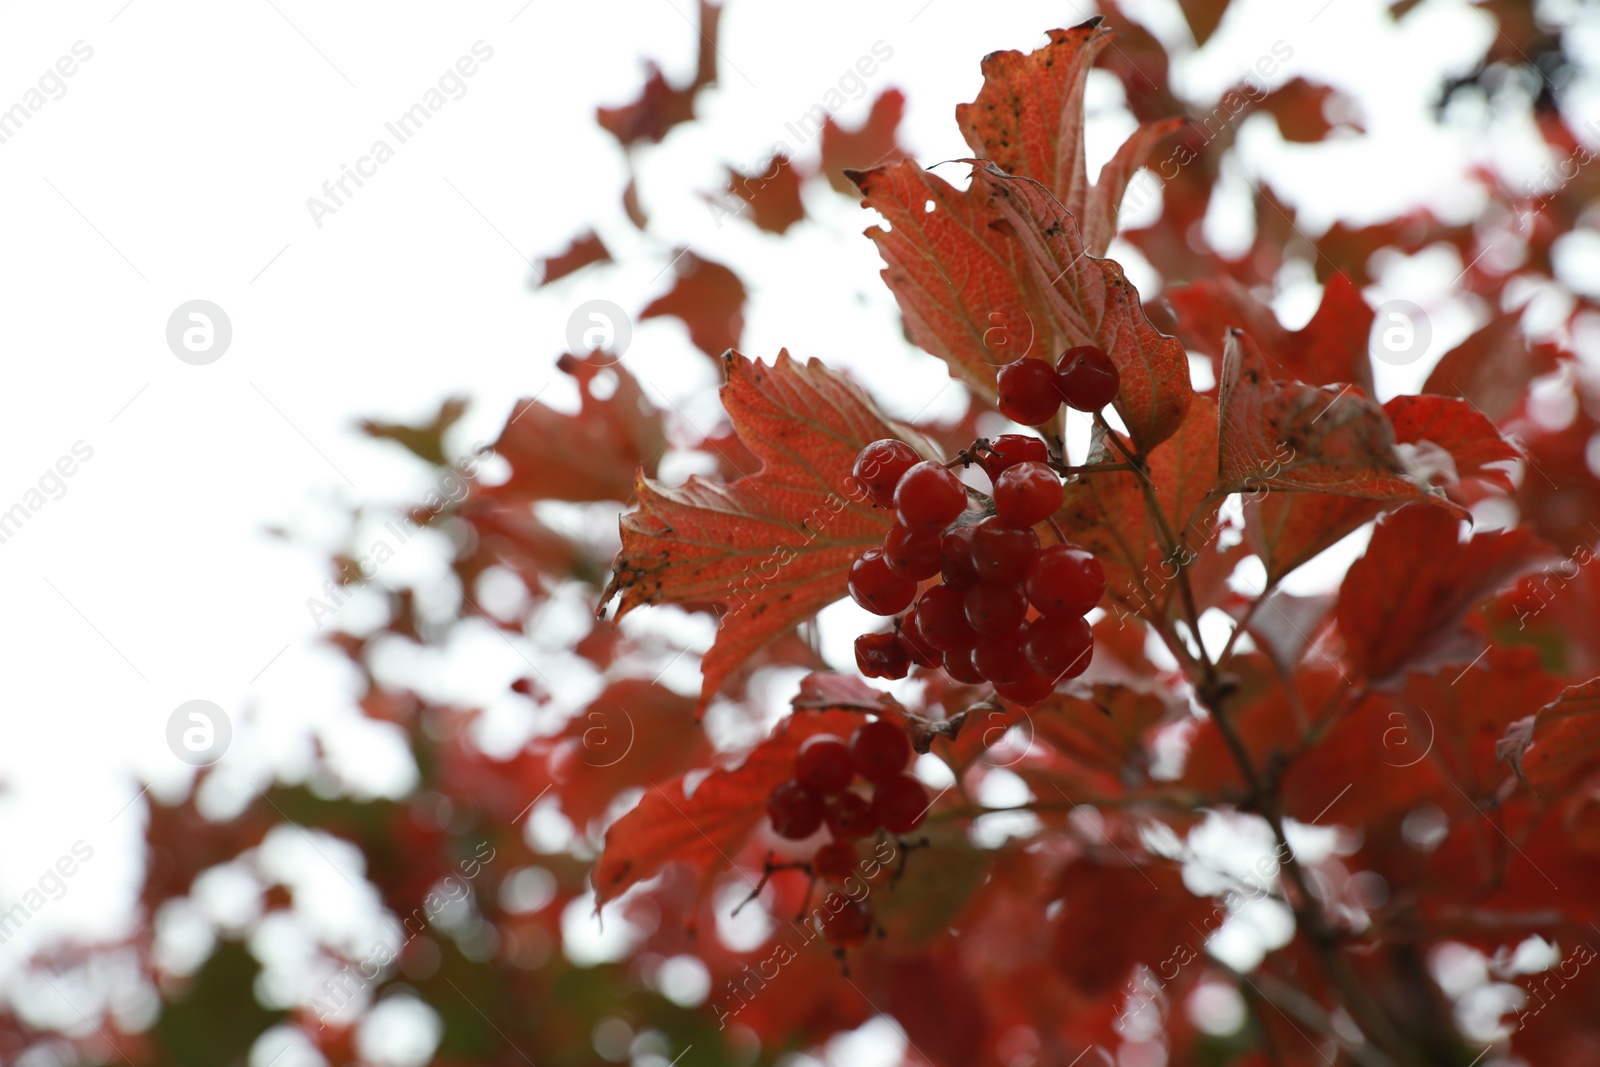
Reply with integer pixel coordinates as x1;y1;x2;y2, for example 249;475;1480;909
486;353;665;504
851;159;1192;451
595;1;720;148
1423;312;1562;423
819;89;908;193
1217;328;1439;502
1499;677;1600;796
1256;78;1364;143
1335;506;1549;683
592;709;861;906
640;250;746;359
1512;401;1600;553
717;155;805;234
1166;272;1376;397
954;17;1183;255
1057;395;1220;619
1173;0;1230;45
535;230;610;286
1244;492;1384;586
602;350;922;712
1383;393;1520;491
548;679;708;828
1050;857;1214;996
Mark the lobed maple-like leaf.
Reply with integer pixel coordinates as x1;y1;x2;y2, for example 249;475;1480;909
851;159;1192;451
1383;393;1520;491
1335;506;1548;683
719;154;805;234
1217;329;1443;502
819;89;908;193
1422;311;1561;423
596;1;720;148
534;230;610;286
487;354;665;504
1499;677;1600;796
1256;78;1364;143
592;709;861;906
1245;492;1384;586
602;350;924;712
954;17;1183;255
640;250;746;360
1166;272;1376;397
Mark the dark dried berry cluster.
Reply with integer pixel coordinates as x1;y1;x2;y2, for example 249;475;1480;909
848;427;1106;706
995;344;1121;425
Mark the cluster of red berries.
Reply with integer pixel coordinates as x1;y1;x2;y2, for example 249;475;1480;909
846;410;1111;704
995;344;1120;426
765;720;925;945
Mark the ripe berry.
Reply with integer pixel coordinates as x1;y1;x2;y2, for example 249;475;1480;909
943;648;985;684
822;897;874;947
894;462;967;530
850;719;911;784
896;613;941;668
994;461;1064;527
849;548;917;616
855;631;910;680
980;434;1050;483
825;791;877;839
796;734;854;795
997;358;1064;425
813;840;858;883
853;439;919;508
882;523;942;580
1024;544;1106;616
970;517;1041;585
914;584;977;652
963;582;1028;636
767;779;824;839
873;773;929;833
973;630;1033;684
940;525;980;587
995;671;1056;707
1056;345;1120;412
1024;613;1094;680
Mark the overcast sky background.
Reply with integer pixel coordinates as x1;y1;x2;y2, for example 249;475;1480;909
0;0;1597;1059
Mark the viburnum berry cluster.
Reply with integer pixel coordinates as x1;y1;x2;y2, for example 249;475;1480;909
995;344;1120;425
764;720;927;946
846;348;1116;705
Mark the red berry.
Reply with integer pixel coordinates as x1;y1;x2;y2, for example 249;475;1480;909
768;779;824;839
813;840;858;882
997;358;1064;425
963;582;1028;636
1024;544;1106;616
855;631;910;680
973;630;1033;684
970;517;1041;585
896;613;942;668
995;671;1056;707
853;439;919;508
873;773;929;833
894;462;967;530
940;525;980;587
849;548;917;616
796;734;854;794
1056;345;1120;412
994;461;1064;527
980;434;1050;483
1024;613;1094;680
825;792;877;839
822;897;874;947
943;648;985;684
883;523;943;580
850;719;911;784
914;584;977;652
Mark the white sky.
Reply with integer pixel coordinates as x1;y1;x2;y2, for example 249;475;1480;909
0;0;1596;1054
